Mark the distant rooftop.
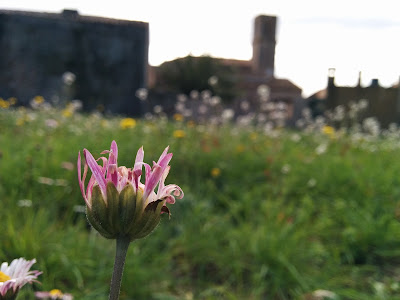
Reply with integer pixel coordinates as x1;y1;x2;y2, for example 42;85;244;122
0;8;148;27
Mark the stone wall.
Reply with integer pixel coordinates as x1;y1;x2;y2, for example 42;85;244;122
0;9;149;116
326;76;400;128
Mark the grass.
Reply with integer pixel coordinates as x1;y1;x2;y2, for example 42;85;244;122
1;106;400;299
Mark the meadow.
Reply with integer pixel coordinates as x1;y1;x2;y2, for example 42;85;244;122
1;99;400;300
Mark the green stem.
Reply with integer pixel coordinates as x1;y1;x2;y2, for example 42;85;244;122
108;236;131;300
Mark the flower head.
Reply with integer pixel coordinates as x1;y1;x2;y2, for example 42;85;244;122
321;125;336;139
0;258;42;299
119;118;136;129
35;289;73;300
78;141;183;241
173;130;185;138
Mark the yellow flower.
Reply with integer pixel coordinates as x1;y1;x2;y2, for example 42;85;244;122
322;125;335;139
236;144;245;153
62;109;73;118
120;118;137;129
187;120;196;128
173;130;185;138
49;289;63;297
16;117;25;126
250;132;258;141
33;95;45;104
173;113;184;122
0;98;10;109
101;120;109;128
211;167;221;177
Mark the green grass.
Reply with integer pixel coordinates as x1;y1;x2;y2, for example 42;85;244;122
2;107;400;299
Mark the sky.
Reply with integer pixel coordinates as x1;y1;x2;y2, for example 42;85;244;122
1;0;400;97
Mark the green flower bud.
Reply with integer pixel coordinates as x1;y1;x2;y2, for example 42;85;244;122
86;182;167;241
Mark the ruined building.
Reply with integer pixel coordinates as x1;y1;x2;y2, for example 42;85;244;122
148;15;302;118
0;9;148;115
309;69;400;128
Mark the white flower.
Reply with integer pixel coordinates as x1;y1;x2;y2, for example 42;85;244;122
281;164;291;174
307;178;317;188
315;143;328;155
135;88;148;101
62;72;76;86
0;258;41;298
312;289;337;299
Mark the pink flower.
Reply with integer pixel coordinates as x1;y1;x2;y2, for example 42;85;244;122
77;140;183;240
0;258;42;299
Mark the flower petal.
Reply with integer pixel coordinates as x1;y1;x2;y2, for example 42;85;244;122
142;164;163;201
83;149;107;197
109;140;118;165
77;152;89;206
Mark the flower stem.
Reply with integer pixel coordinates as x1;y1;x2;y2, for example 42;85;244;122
109;236;131;300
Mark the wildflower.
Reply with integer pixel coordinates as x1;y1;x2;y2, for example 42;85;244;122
240;101;250;111
208;75;218;86
38;177;54;185
250;132;258;141
31;96;45;109
62;109;73;118
120;118;136;129
54;179;68;187
45;119;59;129
78;141;183;299
135;88;148;101
236;144;245;153
322;125;335;139
290;133;301;142
173;130;185;138
0;98;10;109
153;105;163;114
18;199;32;207
281;164;291;174
221;109;234;121
307;178;317;188
257;84;270;101
33;96;44;104
62;72;76;86
77;140;183;241
190;90;199;99
187;120;196;128
35;289;73;300
173;113;184;122
0;258;42;299
61;162;74;171
211;168;221;177
16;118;25;127
8;97;17;106
315;143;328;155
198;105;208;114
311;289;337;299
209;96;221;106
100;120;109;128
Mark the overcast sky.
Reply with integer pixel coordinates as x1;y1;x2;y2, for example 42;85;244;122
2;0;399;97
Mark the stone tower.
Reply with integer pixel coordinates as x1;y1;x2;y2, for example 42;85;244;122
252;15;277;78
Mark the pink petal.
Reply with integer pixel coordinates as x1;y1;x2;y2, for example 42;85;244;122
109;140;118;165
157;166;170;195
77;152;89;207
83;149;107;197
108;163;118;187
142;164;163;201
157;146;170;164
158;152;173;170
133;147;144;188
